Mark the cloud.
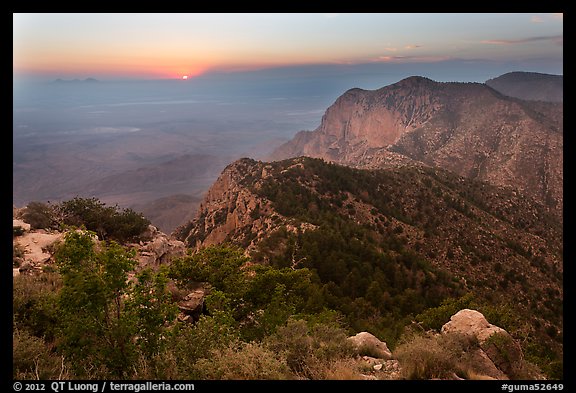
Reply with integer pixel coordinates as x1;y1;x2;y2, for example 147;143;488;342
404;44;423;49
323;13;339;19
531;13;563;23
373;55;452;63
383;47;398;52
531;15;544;23
481;35;563;46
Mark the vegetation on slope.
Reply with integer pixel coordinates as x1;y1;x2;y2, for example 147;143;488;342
20;197;151;242
13;161;563;379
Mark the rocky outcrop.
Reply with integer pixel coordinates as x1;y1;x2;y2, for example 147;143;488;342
13;220;63;276
173;158;295;252
131;225;186;270
13;219;31;232
13;218;186;276
273;77;442;163
166;281;209;323
271;75;563;217
348;332;392;360
441;309;526;379
441;309;507;343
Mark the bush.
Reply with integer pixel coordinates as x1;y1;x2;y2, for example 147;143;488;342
415;293;476;331
13;327;70;379
308;357;365;380
265;318;355;379
194;341;291;380
13;243;26;267
23;201;56;230
394;333;478;380
13;273;62;340
57;197;150;242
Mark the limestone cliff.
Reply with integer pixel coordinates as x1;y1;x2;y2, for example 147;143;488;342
271;76;563;218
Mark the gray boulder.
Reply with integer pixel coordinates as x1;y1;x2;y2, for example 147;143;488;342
348;331;392;360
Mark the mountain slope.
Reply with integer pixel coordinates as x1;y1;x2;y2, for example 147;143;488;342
174;157;563;362
485;71;563;103
270;76;563;217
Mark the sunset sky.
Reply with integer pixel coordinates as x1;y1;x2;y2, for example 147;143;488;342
13;13;563;81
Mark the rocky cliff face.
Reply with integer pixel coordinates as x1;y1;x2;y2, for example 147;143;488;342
174;158;284;252
271;76;563;218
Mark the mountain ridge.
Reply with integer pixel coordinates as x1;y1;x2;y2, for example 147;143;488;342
270;74;563;218
173;156;563;368
485;72;563;103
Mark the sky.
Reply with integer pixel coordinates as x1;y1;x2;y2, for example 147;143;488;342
13;13;563;82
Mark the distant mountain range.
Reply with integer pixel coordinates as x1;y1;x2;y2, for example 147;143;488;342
52;77;99;83
486;71;563;103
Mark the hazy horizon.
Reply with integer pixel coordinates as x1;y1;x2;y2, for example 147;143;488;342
13;13;563;229
14;13;562;81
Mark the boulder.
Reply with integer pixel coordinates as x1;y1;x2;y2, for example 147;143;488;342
465;347;508;380
176;287;207;323
13;231;63;267
441;309;506;344
481;331;524;378
134;226;186;269
441;309;524;379
13;219;31;232
348;331;392;360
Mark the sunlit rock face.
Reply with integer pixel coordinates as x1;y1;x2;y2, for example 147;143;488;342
272;76;563;218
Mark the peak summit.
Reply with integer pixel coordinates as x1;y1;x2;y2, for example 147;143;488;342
395;75;436;85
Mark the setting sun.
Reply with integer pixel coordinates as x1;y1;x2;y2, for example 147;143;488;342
182;75;188;80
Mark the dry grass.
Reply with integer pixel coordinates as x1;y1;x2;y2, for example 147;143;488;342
394;333;477;380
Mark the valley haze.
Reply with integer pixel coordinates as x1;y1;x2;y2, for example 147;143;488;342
13;66;562;232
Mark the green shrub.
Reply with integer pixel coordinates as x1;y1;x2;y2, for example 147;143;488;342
415;293;476;331
56;197;150;242
13;273;61;340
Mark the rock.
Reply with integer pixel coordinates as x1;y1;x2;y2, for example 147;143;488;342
348;332;392;360
177;287;207;323
19;261;33;273
441;309;506;344
441;309;524;379
134;229;186;269
13;219;31;232
177;313;192;323
13;231;63;267
373;364;383;371
465;347;509;380
361;356;381;367
481;331;524;378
